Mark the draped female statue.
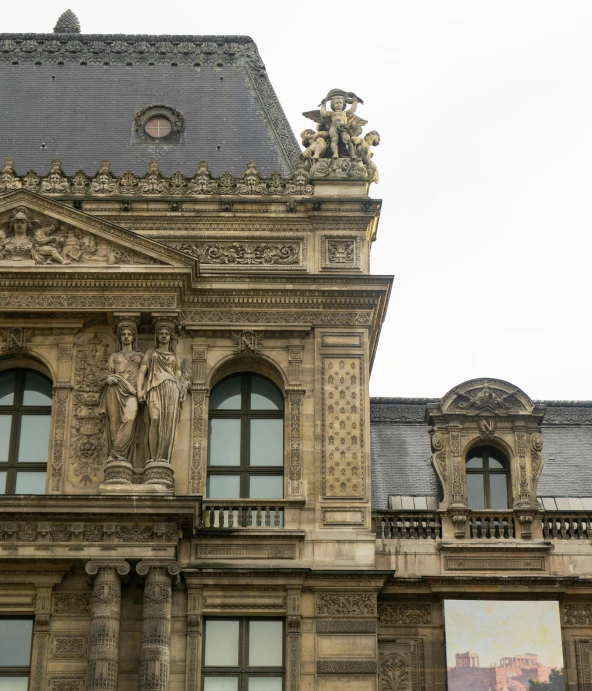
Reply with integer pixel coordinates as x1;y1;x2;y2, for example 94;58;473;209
103;320;143;465
137;319;188;464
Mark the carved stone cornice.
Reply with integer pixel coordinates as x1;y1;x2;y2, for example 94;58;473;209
0;158;312;198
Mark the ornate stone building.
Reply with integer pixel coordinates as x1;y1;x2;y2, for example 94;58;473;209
0;10;591;691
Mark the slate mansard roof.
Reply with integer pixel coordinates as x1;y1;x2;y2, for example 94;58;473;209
0;32;300;177
370;398;592;509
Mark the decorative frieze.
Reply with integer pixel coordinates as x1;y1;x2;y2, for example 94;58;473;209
564;604;592;626
53;592;92;615
0;521;178;544
316;593;376;616
48;677;86;691
378;604;431;626
316;619;377;633
171;237;307;270
317;661;378;674
180;310;372;327
195;543;296;559
50;635;89;658
445;557;544;571
322;357;365;498
203;594;286;610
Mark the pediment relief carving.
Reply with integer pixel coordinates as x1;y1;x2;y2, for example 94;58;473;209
0;190;197;271
438;378;535;416
0;206;161;266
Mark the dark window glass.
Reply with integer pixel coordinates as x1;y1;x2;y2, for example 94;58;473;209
0;369;51;495
0;618;33;687
465;446;510;510
203;618;284;691
207;374;284;498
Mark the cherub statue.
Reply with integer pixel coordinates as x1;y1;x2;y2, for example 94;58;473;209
301;128;329;160
354;130;381;183
31;218;68;265
303;89;367;159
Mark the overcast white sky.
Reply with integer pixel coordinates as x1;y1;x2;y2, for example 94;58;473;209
5;2;592;401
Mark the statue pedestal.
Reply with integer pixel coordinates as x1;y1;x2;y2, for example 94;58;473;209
99;483;174;496
100;459;175;495
103;459;134;485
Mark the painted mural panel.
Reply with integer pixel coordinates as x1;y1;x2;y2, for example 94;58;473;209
445;601;564;691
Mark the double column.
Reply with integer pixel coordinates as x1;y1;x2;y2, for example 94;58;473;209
85;560;131;691
137;560;181;691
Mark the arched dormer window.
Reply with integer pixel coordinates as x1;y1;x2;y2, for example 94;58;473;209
0;368;52;494
466;446;510;510
207;373;284;499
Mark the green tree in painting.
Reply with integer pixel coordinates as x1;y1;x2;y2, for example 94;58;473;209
528;669;565;691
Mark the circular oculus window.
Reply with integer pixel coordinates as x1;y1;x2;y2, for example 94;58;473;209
145;117;172;138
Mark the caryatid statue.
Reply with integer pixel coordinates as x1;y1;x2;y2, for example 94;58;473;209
137;319;190;466
103;318;144;465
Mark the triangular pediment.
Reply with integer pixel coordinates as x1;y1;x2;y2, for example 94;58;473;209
0;190;196;271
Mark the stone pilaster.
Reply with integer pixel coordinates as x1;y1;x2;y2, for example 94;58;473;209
29;586;52;691
185;585;202;691
85;560;130;691
137;561;181;691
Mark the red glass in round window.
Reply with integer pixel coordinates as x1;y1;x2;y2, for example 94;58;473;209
145;117;172;138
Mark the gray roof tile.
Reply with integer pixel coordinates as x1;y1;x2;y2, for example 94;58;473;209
370;398;592;508
0;34;300;177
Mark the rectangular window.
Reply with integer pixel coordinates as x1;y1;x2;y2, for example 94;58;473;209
202;618;284;691
0;618;33;688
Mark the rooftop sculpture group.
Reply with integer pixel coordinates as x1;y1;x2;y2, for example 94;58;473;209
302;89;380;183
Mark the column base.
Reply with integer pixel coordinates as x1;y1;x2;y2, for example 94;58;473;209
144;460;174;487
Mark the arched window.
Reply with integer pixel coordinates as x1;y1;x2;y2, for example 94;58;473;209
0;368;52;495
207;373;284;499
466;446;510;510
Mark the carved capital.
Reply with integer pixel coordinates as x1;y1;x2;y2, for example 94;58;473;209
136;560;181;585
85;560;130;581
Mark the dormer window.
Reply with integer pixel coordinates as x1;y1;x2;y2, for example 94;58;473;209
132;104;185;145
145;117;172;139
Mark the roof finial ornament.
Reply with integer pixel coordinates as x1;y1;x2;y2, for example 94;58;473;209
53;9;81;34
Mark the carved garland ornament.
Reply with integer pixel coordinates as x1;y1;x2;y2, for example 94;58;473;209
172;238;306;269
50;389;69;492
190;390;206;494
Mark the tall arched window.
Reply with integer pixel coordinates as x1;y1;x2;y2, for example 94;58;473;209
466;446;510;510
0;368;52;495
207;373;284;499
